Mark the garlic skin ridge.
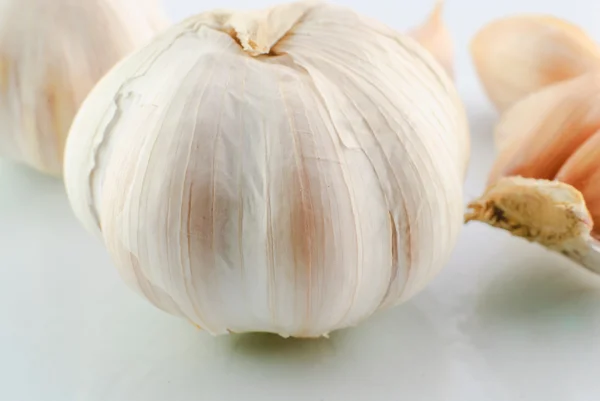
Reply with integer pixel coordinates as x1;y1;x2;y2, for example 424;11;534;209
0;0;169;176
64;1;469;337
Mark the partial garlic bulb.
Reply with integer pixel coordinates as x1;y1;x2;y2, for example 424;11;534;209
471;15;600;111
0;0;168;176
64;1;469;337
467;15;600;273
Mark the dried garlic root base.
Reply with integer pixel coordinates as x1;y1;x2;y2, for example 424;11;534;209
465;176;600;273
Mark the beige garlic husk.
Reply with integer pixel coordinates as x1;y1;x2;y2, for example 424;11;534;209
467;15;600;274
64;0;469;337
0;0;169;176
408;1;454;79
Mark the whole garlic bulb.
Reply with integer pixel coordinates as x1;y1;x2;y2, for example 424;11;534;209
0;0;168;175
64;1;469;337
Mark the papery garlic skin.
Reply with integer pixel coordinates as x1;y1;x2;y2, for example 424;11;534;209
556;129;600;230
471;15;600;111
64;1;469;337
408;1;454;79
490;73;600;180
0;0;168;176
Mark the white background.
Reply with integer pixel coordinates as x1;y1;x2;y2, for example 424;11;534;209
2;0;600;400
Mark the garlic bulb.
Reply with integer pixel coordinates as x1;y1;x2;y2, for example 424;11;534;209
64;1;469;337
467;15;600;273
0;0;168;176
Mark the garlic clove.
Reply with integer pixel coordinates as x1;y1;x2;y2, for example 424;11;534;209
408;0;454;78
465;176;600;273
555;129;600;236
488;72;600;183
471;15;600;111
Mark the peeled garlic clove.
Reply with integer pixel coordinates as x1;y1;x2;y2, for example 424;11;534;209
488;73;600;183
64;1;469;337
471;15;600;111
555;130;600;236
465;176;600;273
0;0;168;176
408;1;454;78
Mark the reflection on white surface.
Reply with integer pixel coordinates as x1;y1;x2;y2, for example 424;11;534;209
2;0;600;400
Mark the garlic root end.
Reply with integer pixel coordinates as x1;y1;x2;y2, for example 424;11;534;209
465;176;600;273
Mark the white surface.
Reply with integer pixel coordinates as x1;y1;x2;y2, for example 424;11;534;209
2;0;600;400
